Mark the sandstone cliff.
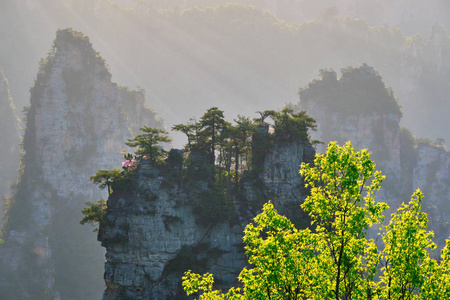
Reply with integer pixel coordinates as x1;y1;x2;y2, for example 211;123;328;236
0;28;161;300
299;65;450;247
411;140;450;243
99;64;450;299
299;66;401;195
100;138;314;299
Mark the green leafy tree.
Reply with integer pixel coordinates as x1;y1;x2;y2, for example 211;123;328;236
124;126;172;161
89;168;123;196
80;199;107;232
83;127;170;235
300;141;387;299
232;115;255;177
172;118;199;151
182;142;450;299
215;123;233;184
380;190;436;299
420;239;450;299
265;107;317;142
83;169;125;232
237;201;323;300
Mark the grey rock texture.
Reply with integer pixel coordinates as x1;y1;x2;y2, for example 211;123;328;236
0;69;20;221
398;24;450;146
300;65;450;247
412;141;450;244
0;29;161;300
101;63;450;299
299;66;402;210
100;140;314;300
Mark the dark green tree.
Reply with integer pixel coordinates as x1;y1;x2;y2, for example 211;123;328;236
265;108;317;142
89;168;122;196
198;107;227;165
172;118;199;151
216;123;233;185
124;126;172;162
80;199;107;232
233;115;255;174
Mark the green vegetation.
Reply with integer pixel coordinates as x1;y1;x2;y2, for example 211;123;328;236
84;107;316;229
80;199;107;232
299;65;402;117
173;107;316;182
125;126;172;161
85;126;172;230
182;142;450;299
197;107;228;165
262;108;317;142
171;107;315;225
89;169;122;196
193;183;235;227
4;0;450;148
84;167;137;232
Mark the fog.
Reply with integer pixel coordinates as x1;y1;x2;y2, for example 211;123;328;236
1;0;450;298
1;0;450;148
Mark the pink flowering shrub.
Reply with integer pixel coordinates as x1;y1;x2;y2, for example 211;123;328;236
122;158;137;169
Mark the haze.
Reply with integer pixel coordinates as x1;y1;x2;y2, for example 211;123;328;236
1;0;450;148
1;1;450;299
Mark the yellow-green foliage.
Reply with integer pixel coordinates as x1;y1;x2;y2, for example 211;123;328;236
183;142;450;299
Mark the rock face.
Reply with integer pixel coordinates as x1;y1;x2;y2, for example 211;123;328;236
411;141;450;242
0;69;20;218
100;139;314;299
398;24;450;145
299;65;450;247
100;64;450;299
300;66;402;195
0;29;161;300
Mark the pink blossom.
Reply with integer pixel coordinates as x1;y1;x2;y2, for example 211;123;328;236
122;158;138;169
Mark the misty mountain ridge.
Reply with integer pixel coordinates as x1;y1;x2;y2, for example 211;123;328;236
0;28;160;300
1;1;450;148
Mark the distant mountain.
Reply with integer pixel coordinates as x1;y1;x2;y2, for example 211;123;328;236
1;2;449;148
0;28;161;300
